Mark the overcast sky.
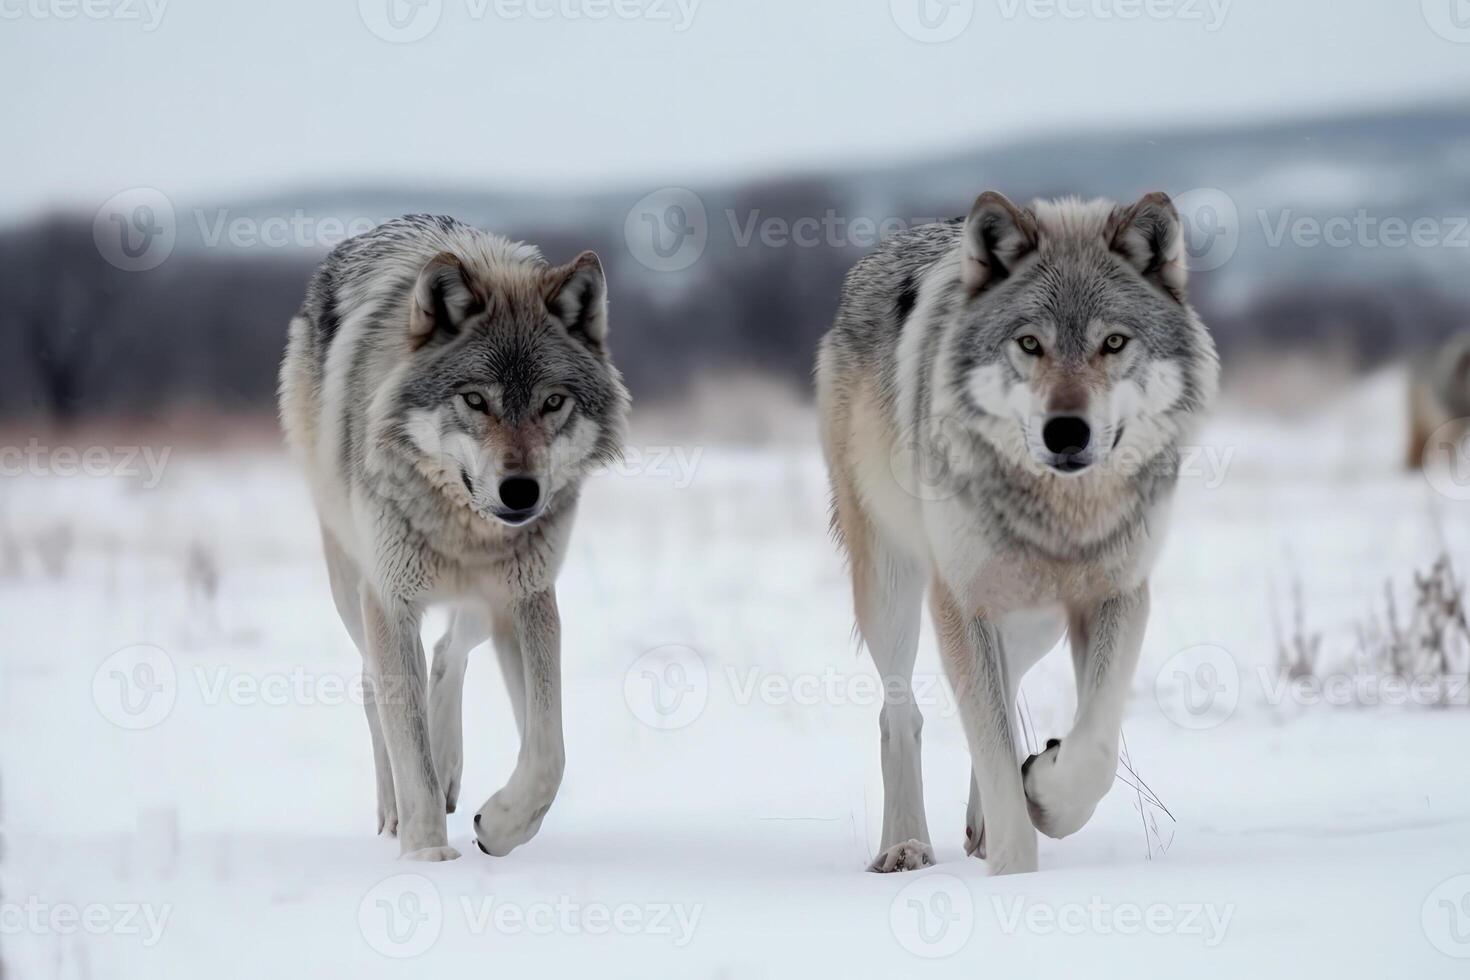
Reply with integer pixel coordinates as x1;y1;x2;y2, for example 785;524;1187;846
3;0;1469;218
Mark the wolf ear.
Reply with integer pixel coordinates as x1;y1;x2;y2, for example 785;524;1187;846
544;251;608;350
962;191;1038;294
1108;192;1188;302
410;252;485;349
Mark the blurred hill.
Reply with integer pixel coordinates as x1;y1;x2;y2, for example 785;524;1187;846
4;101;1469;421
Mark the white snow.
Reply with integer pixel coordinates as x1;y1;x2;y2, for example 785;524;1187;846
4;373;1470;977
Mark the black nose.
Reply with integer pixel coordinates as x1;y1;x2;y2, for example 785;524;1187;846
1042;416;1091;456
498;477;540;512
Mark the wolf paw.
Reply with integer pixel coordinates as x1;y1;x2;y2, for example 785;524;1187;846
401;845;461;862
868;839;935;873
434;755;460;815
1022;738;1110;840
431;733;462;815
964;822;986;859
472;787;554;857
377;795;399;838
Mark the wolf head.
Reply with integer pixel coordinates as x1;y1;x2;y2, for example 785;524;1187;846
1432;331;1470;420
392;243;630;527
946;191;1218;478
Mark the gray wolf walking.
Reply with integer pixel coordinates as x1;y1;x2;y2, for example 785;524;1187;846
279;215;629;860
817;192;1218;874
1407;331;1470;470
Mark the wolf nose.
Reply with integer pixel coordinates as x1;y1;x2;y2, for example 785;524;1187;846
1042;416;1091;456
498;477;541;512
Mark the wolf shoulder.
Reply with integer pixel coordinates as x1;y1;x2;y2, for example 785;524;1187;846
827;220;964;337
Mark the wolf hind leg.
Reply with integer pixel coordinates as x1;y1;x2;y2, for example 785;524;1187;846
837;495;930;872
429;607;490;814
320;527;397;836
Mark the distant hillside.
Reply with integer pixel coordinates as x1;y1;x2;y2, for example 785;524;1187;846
4;102;1469;419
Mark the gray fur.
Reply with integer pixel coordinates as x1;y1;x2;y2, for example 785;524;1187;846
279;214;629;861
1407;330;1470;469
817;192;1218;875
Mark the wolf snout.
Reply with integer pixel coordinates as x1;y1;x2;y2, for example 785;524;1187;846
1042;416;1091;455
498;476;541;511
1040;416;1095;474
492;475;543;525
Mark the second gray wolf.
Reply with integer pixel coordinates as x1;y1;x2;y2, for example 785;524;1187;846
1407;331;1470;470
279;214;629;860
817;192;1218;874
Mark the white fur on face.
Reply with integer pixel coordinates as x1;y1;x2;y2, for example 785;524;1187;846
964;363;1040;469
404;406;499;512
406;399;603;522
1109;360;1186;463
966;363;1031;418
545;414;599;498
966;356;1185;474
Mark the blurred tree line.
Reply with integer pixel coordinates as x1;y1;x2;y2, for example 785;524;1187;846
6;100;1470;423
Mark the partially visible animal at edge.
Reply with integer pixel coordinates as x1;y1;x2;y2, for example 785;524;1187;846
1407;331;1470;471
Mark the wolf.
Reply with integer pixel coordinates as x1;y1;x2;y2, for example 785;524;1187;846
278;214;629;861
1406;331;1470;471
816;191;1218;875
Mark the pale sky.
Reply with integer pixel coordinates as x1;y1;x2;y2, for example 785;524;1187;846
3;0;1469;218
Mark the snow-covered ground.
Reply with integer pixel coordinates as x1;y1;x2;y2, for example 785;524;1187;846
4;372;1470;978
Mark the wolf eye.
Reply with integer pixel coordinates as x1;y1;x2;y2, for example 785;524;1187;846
1103;334;1131;354
542;394;566;414
1017;336;1043;356
461;392;489;413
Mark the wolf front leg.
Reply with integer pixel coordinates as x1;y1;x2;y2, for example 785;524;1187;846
428;607;491;815
472;589;565;857
1022;584;1149;839
931;584;1037;875
361;590;459;861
